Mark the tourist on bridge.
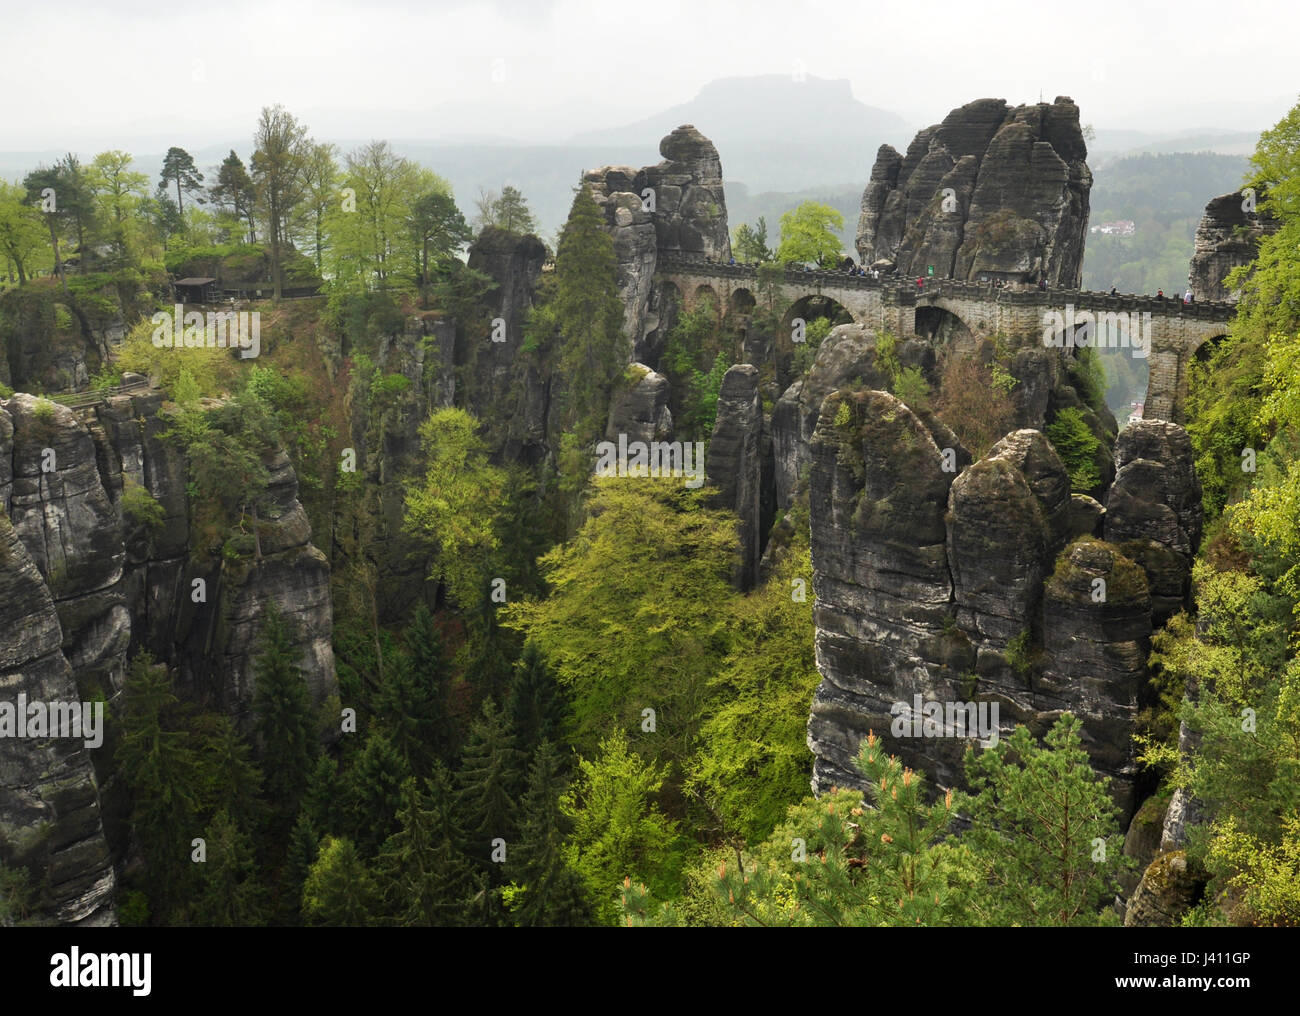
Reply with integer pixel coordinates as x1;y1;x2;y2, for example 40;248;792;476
1109;286;1118;297
916;276;924;292
1157;289;1165;300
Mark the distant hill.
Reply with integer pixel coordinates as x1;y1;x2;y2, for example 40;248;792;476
572;75;911;194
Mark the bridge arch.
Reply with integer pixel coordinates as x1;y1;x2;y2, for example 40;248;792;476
781;292;855;333
691;284;721;316
729;287;756;316
914;303;979;354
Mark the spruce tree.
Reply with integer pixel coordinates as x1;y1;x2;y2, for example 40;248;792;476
252;605;318;835
195;713;267;840
339;729;411;856
405;602;453;760
377;768;473;926
507;645;567;762
115;653;205;915
302;836;380;927
279;811;320;927
508;740;593;927
455;699;525;907
191;809;266;927
552;184;627;442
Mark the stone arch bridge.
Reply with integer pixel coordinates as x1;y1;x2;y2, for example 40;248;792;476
656;253;1234;423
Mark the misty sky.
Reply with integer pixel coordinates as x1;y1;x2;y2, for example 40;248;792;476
2;0;1295;150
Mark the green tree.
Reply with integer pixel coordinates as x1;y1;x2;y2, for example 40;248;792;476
688;520;821;842
1045;406;1102;492
190;809;266;926
551;185;627;439
252;605;318;834
209;150;256;243
410;188;471;307
475;185;538;235
339;729;411;857
402;408;508;609
776;201;844;268
506;644;567;761
958;713;1127;925
159;146;205;217
732;217;773;263
506;740;594;926
251;104;310;299
502;479;738;764
115;653;206;914
376;769;473;926
86;150;150;266
562;729;678;923
297;140;338;271
456;699;524;870
0;181;47;284
302;836;380;927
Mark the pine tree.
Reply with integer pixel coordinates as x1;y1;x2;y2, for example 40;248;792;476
302;836;380;927
377;768;474;926
508;740;593;926
159;147;204;216
253;605;318;835
959;713;1128;925
191;809;266;927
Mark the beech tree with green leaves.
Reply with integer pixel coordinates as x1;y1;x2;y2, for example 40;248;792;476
775;201;844;268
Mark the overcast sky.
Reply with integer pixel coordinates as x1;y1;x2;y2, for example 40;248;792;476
3;0;1295;150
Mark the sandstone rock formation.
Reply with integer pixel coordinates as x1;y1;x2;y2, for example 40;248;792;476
706;365;762;589
806;394;1156;815
1104;419;1203;625
606;365;673;447
0;512;115;926
1187;190;1280;302
857;97;1091;286
0;386;338;923
582;125;730;364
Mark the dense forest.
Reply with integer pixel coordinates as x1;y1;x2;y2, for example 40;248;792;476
2;95;1299;929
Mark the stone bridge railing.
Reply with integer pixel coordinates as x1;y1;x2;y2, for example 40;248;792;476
656;252;1236;321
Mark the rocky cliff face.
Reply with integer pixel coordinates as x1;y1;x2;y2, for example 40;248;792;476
0;512;115;925
805;392;1197;818
1187;190;1280;301
0;386;337;923
856;97;1091;286
582;125;731;366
